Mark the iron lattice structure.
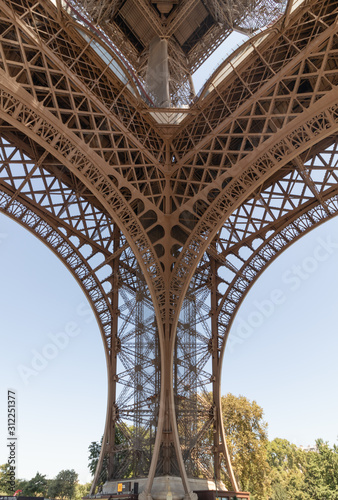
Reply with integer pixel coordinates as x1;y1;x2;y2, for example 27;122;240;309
65;0;286;105
1;0;338;497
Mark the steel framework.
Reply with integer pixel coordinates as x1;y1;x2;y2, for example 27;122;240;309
1;0;338;498
65;0;286;105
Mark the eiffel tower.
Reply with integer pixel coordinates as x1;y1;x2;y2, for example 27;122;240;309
1;0;338;498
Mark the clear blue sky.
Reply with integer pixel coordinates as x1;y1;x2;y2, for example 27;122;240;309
1;31;338;485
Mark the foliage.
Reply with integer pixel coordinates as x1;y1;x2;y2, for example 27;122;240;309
88;437;109;487
0;463;14;495
16;472;48;497
267;438;338;500
220;393;271;499
88;440;102;478
74;482;91;500
267;438;309;500
303;439;338;499
48;469;78;499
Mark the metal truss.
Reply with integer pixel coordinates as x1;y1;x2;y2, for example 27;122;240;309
1;0;338;498
65;0;285;106
0;133;216;486
212;136;338;358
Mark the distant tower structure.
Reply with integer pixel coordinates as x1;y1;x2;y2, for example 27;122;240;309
1;0;338;499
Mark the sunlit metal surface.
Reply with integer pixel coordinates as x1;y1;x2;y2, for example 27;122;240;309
0;0;337;497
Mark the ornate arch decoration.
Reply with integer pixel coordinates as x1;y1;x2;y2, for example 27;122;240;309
170;91;338;346
0;135;116;354
0;132;160;495
213;136;338;354
217;193;338;357
0;80;166;312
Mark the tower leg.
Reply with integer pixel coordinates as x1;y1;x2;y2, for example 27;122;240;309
210;255;238;492
146;37;171;107
90;226;120;494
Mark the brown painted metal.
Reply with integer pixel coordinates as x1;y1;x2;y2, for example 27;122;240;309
1;0;338;496
65;0;284;105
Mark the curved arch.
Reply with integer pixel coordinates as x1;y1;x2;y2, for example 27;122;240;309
218;196;338;352
167;98;338;460
165;90;338;500
0;191;114;356
172;0;337;163
0;133;159;494
0;80;190;496
206;135;338;478
0;77;166;313
176;130;338;489
213;207;338;480
0;0;163;156
171;90;338;318
198;26;278;102
0;173;163;497
0;184;116;495
169;0;338;306
64;6;153;104
214;134;338;353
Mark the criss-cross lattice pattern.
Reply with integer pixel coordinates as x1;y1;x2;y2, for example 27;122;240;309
211;137;338;354
0;134;219;486
1;0;338;497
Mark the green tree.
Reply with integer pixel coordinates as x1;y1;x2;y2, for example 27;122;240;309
15;479;27;495
48;469;78;500
0;463;14;495
88;441;102;478
88;437;109;487
303;439;338;499
220;393;271;500
19;472;48;496
88;428;134;488
267;438;338;500
74;482;91;500
267;438;309;500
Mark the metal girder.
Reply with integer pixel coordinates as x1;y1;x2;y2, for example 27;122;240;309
65;0;285;104
1;0;338;497
0;132;218;492
0;133;163;488
211;135;338;352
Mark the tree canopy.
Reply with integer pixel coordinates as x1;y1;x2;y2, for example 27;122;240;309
47;469;78;500
0;463;13;495
17;472;48;497
221;393;270;499
1;394;336;500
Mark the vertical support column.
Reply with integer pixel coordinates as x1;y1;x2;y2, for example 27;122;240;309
107;224;121;479
163;326;173;476
90;225;120;494
210;255;238;492
166;321;197;500
210;255;221;482
146;37;171;107
140;317;197;500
